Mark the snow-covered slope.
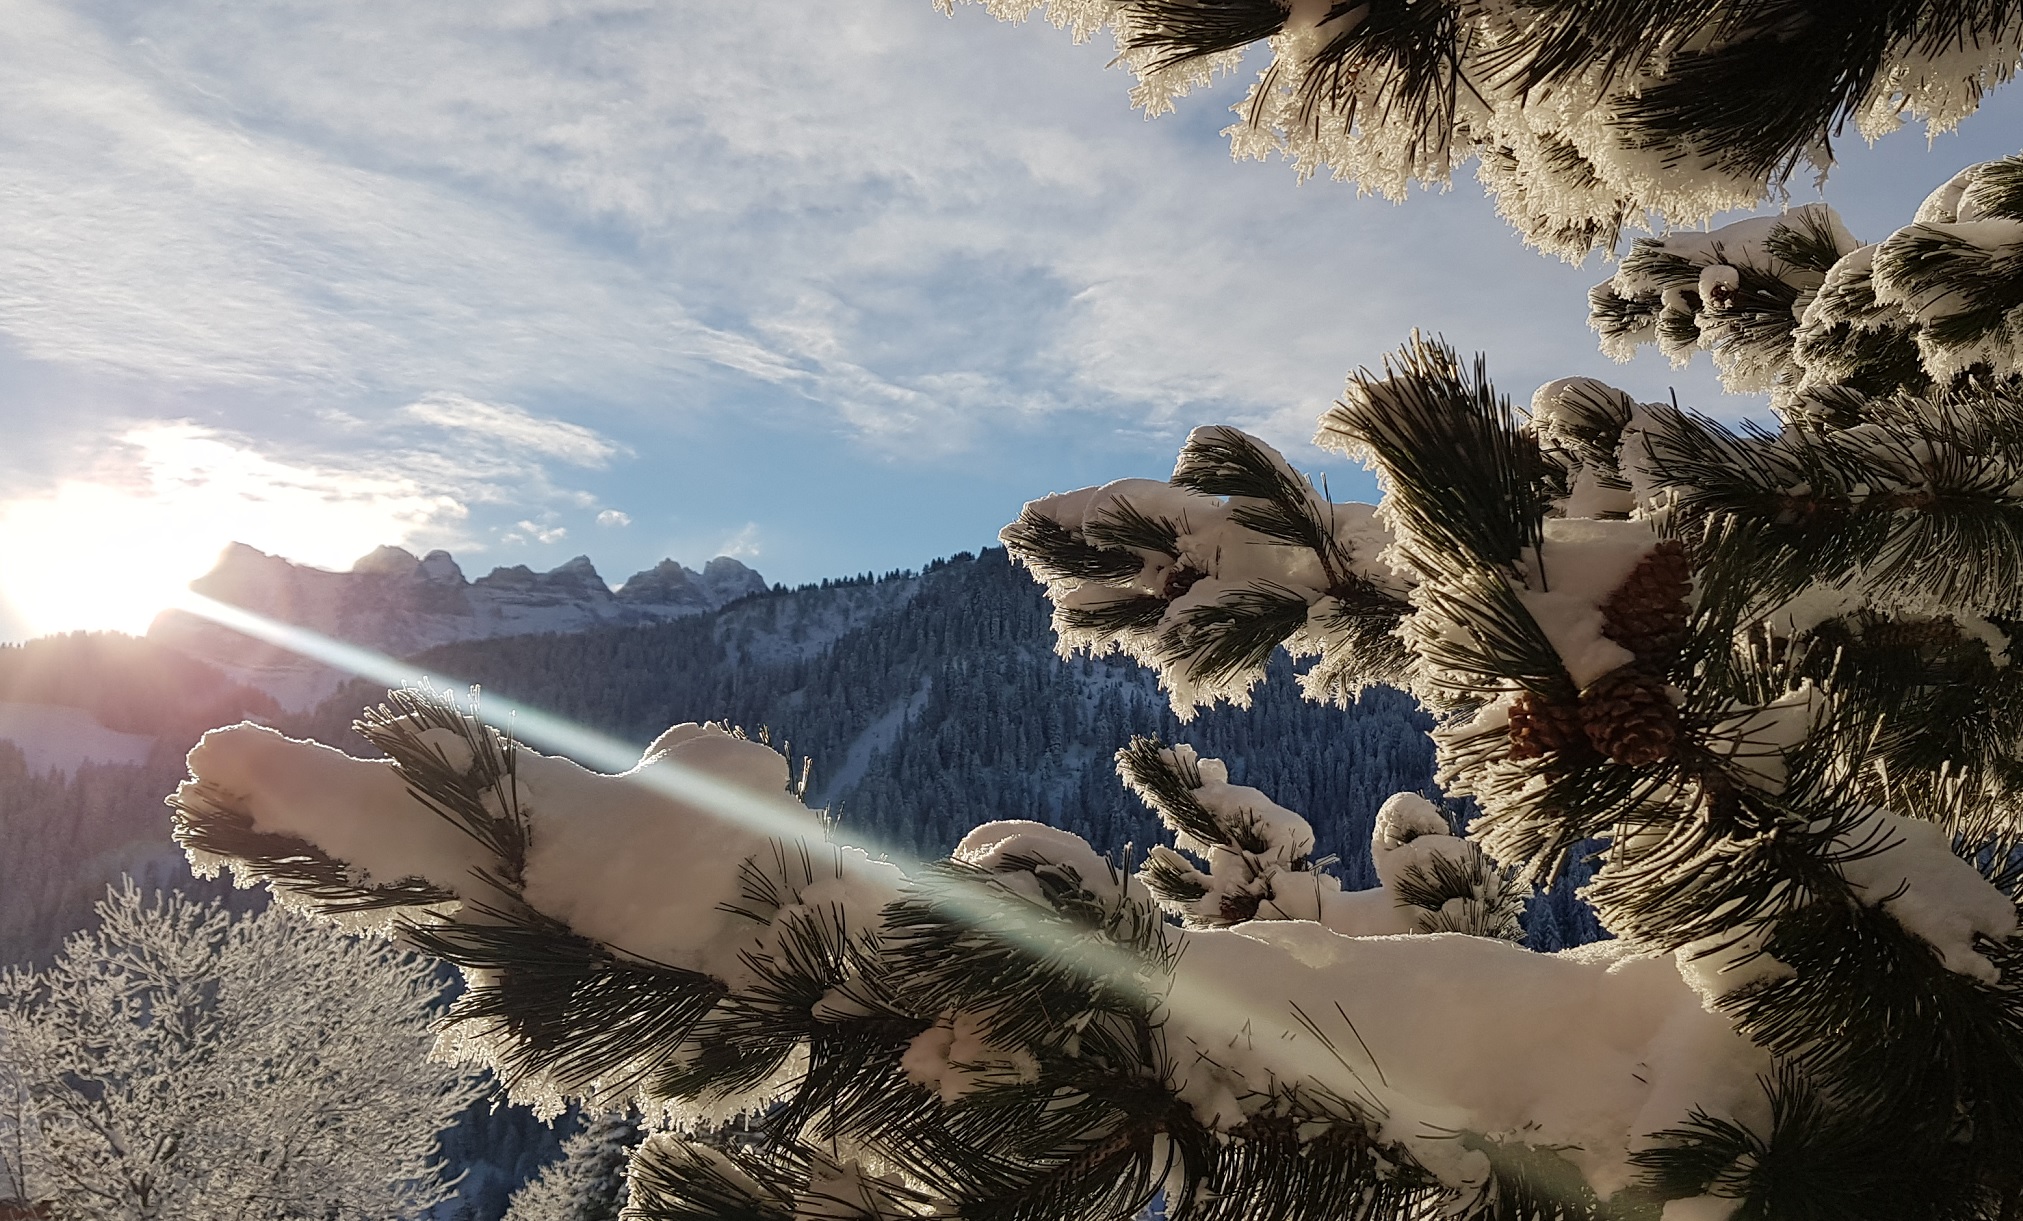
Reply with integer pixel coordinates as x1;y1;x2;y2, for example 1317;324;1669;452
0;702;155;775
148;544;767;710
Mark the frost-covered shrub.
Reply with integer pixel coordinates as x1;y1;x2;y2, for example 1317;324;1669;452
0;883;477;1221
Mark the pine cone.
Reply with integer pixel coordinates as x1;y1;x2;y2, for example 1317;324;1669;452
1162;564;1206;600
1508;692;1586;760
1601;539;1692;658
1579;669;1680;766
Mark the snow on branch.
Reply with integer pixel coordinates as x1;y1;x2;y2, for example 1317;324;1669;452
1001;426;1408;715
1593;153;2023;413
169;692;1778;1214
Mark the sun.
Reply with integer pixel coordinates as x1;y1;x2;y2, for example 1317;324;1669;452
0;481;231;638
0;423;466;641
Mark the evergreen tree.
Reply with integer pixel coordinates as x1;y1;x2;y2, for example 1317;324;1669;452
157;12;2023;1221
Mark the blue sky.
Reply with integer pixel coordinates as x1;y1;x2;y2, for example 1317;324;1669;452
2;0;2020;640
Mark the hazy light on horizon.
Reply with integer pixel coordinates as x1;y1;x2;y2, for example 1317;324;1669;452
0;423;463;639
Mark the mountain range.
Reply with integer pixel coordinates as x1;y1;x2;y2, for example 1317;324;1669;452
148;543;768;711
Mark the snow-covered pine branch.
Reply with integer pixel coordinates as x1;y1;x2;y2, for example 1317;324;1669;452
170;685;1788;1218
1590;153;2023;409
999;426;1410;714
0;882;478;1221
1120;737;1523;938
995;292;2023;1212
941;1;2023;260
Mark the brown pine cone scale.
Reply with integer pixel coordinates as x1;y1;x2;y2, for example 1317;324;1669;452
1580;668;1680;766
1601;539;1693;658
1508;692;1585;760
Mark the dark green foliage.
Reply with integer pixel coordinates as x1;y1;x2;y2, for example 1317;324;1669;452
1640;399;2023;617
1877;223;2023;351
1461;1135;1638;1221
1330;336;1552;575
626;1135;799;1221
1554;2;2010;182
1120;0;1289;73
1114;735;1230;851
1170;427;1350;584
402;903;729;1096
1633;1065;1995;1221
998;511;1142;584
1280;0;1469;196
1351;337;2023;1217
355;687;531;879
1082;498;1186;559
170;804;455;913
1060;594;1170;636
1158;585;1314;688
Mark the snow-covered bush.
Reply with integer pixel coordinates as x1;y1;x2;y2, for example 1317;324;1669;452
0;883;478;1221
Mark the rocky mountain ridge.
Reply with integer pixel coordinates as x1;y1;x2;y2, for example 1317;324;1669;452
147;543;767;710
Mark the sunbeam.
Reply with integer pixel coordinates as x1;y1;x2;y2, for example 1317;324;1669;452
172;587;1408;1140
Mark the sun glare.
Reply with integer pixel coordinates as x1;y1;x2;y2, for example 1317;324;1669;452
0;482;230;637
0;423;465;640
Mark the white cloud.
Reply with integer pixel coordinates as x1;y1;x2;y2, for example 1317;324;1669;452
0;391;633;635
0;0;1527;455
403;394;622;467
596;509;631;527
1;0;2015;634
510;519;570;545
716;523;762;559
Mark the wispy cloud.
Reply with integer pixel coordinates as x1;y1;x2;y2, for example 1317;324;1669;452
403;394;622;467
0;395;632;636
0;423;468;636
0;0;1536;452
506;519;570;546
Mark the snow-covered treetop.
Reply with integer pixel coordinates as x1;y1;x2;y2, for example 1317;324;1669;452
0;884;477;1220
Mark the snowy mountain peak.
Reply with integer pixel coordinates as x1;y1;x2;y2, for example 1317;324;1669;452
616;556;766;609
150;544;767;711
352;544;424;575
418;550;465;584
